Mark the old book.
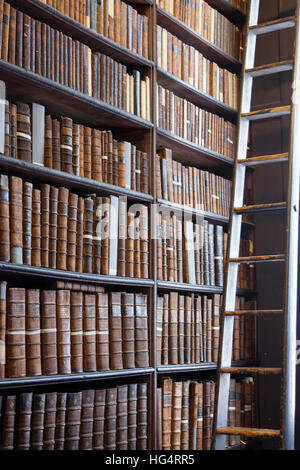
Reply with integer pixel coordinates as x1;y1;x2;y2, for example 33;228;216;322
16;392;33;450
9;176;23;264
57;187;69;270
32;103;45;166
49;186;58;269
80;389;95;450
104;387;117;450
212;294;220;363
162;293;169;365
189;382;199;450
100;196;110;275
184;296;192;364
0;281;6;378
56;289;71;374
54;392;67;450
93;389;106;450
215;225;224;287
25;289;42;376
171;380;182;450
43;392;57;450
156;295;163;367
162;378;172;450
70;291;83;373
76;197;84;272
22;181;32;266
16;102;31;162
83;293;97;372
67;192;78;272
41;184;50;268
83;196;93;273
181;380;190;450
116;385;128;450
196;382;204;450
183;219;196;284
0;175;9;262
109;195;119;276
31;188;41;267
169;292;178;365
95;292;109;371
137;383;147;450
1;395;17;450
41;290;57;375
31;393;46;450
6;288;26;378
128;383;137;450
135;293;149;367
64;392;82;450
122;293;135;369
109;292;123;370
117;198;126;277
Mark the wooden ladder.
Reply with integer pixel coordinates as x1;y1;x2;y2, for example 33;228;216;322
212;0;300;450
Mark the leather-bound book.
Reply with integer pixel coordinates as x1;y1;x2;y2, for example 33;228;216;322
52;119;61;171
64;392;82;450
104;387;117;450
25;289;41;376
16;392;33;450
156;213;163;281
202;296;207;363
206;298;212;363
116;385;128;450
91;128;102;182
171;380;182;450
4;102;10;158
67;192;78;272
83;197;93;273
92;389;105;450
181;380;190;450
203;381;211;450
203;220;209;286
121;293;135;369
117;141;126;188
156;296;163;367
0;281;6;378
140;205;149;279
49;186;59;269
41;290;57;375
214;225;224;287
61;116;73;174
141;152;149;194
83;293;97;372
0;174;10;262
6;288;26;378
22;14;31;71
1;2;10;62
76;197;84;273
178;295;185;364
162;293;169;365
157;387;162;450
31;394;46;450
137;383;147;450
8;5;16;65
35;20;41;76
92;195;102;274
183;219;196;284
162;378;172;450
9;176;23;264
117;198;126;277
196;382;203;450
72;123;80;176
109;292;123;370
96;292;109;371
212;294;220;363
189;381;199;450
16;102;31;162
31;188;41;267
128;383;137;450
56;289;71;374
43;392;57;450
191;296;195;363
135;293;149;367
57;187;69;270
54;392;67;450
126;210;134;277
169;292;178;365
1;395;17;450
109;195;119;276
83;126;92;179
184;296;192;364
15;9;23;68
80;389;95;450
70;291;83;373
208;224;215;285
41;184;50;267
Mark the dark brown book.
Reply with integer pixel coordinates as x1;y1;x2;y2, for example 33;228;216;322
128;383;138;450
1;2;10;62
49;186;59;269
56;289;71;374
169;292;178;365
181;380;190;450
57;187;69;270
6;288;26;378
92;195;102;274
162;293;169;365
109;292;123;370
16;392;33;450
178;295;185;364
15;9;23;68
76;196;84;272
83;196;93;273
16;102;31;162
61;116;73;174
80;389;95;450
31;393;46;450
1;395;17;450
116;385;128;450
122;293;135;369
31;188;41;267
162;378;172;450
43;392;57;450
0;281;6;378
8;6;16;66
70;291;83;373
41;290;58;375
64;392;82;450
196;382;204;450
93;389;106;450
9;176;23;264
171;380;182;450
52;119;61;171
189;381;199;450
117;198;127;277
156;295;163;367
54;392;67;450
137;383;147;450
25;289;42;376
0;174;10;262
67;192;78;272
83;293;97;372
135;293;149;368
96;292;109;371
104;387;117;450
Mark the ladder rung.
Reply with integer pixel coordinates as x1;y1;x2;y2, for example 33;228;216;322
238;153;289;166
242;106;291;121
234;202;287;214
249;17;295;35
246;60;294;77
224;309;283;316
229;254;285;264
216;427;281;438
221;367;282;375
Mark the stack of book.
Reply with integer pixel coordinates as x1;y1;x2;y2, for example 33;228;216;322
157;84;236;158
156;0;244;60
0;281;149;378
156;293;255;366
3;100;150;193
156;148;232;217
0;175;149;277
0;383;148;450
158;376;255;450
40;0;149;58
157;25;239;109
0;3;151;119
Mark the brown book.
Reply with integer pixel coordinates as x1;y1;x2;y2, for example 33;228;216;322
65;392;82;450
122;293;135;369
0;281;6;378
15;9;23;68
116;385;128;450
156;295;163;367
1;3;10;62
95;292;109;371
16;392;33;450
61;116;73;174
57;187;69;270
76;196;84;272
41;290;58;375
49;186;59;269
91;128;102;182
212;294;220;363
41;184;50;267
171;380;182;450
135;293;149;368
22;183;32;268
31;188;41;267
31;393;46;450
126;210;134;277
93;389;106;450
162;378;172;450
72;123;81;176
92;195;102;274
6;288;26;378
80;389;95;450
83;293;97;372
203;381;211;450
56;289;71;374
43;392;57;450
25;289;42;376
169;292;178;365
137;383;147;450
109;292;123;370
181;380;190;450
54;392;67;450
70;291;83;373
16;102;31;162
83;197;93;273
1;395;17;450
0;174;10;262
128;383;138;450
189;381;199;450
196;382;204;450
9;176;23;264
52;119;61;170
8;4;16;65
104;387;117;450
117;198;127;277
67;192;78;272
162;293;169;365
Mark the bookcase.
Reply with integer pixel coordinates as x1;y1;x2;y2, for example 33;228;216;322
0;0;258;450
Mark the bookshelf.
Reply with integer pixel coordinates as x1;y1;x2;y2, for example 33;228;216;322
0;0;256;451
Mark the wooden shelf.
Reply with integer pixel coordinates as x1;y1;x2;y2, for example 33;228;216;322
156;67;238;123
156;6;242;74
0;263;154;288
0;368;155;391
205;0;247;28
8;0;154;68
157;198;230;225
156;128;234;171
157;281;256;297
157;361;258;375
0;60;153;131
0;156;153;203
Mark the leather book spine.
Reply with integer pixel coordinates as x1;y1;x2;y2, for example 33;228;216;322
83;197;93;273
0;281;6;378
16;392;33;450
70;291;83;373
57;187;69;270
65;392;82;450
92;195;102;275
35;20;41;76
43;392;57;450
0;174;10;262
206;298;212;363
56;289;71;374
189;382;199;450
31;393;46;450
83;293;97;372
31;188;41;267
109;292;123;370
127;383;137;450
80;389;95;450
9;176;23;264
122;293;135;369
41;290;57;375
135;293;149;367
91;128;102;182
83;126;92;179
178;294;185;364
72;123;80;176
116;385;128;450
184;296;192;364
96;292;109;371
93;389;106;450
171;380;182;450
181;380;190;450
15;9;23;68
25;289;42;376
41;184;50;267
140;205;149;279
162;293;169;365
60;116;73;174
195;296;201;364
52;119;61;171
16;102;32;162
104;387;117;450
8;5;16;64
137;383;147;450
1;2;10;62
156;296;163;367
203;381;211;450
214;225;224;287
6;288;26;378
157;212;163;281
162;378;172;450
169;292;178;365
117;198;126;277
196;382;203;450
54;392;67;450
202;296;207;363
118;141;126;188
67;192;78;272
49;186;58;269
76;196;84;272
5;102;11;158
1;395;17;449
126;210;134;277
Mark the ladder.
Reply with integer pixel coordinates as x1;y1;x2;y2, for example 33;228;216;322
212;0;300;450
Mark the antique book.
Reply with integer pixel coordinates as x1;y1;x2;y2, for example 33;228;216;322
70;291;83;373
137;383;147;450
127;383;138;450
9;176;23;264
6;287;26;378
122;293;135;369
80;389;95;450
162;378;172;450
171;380;182;450
93;389;106;450
0;281;6;378
41;290;58;375
109;292;123;370
135;293;149;367
43;392;57;450
16;392;33;450
104;387;117;450
83;293;97;372
0;175;9;262
56;289;71;374
64;392;82;450
31;393;46;450
25;289;42;376
116;385;128;450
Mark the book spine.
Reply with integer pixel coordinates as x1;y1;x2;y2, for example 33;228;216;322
25;289;42;376
6;287;26;378
56;289;71;374
83;293;97;372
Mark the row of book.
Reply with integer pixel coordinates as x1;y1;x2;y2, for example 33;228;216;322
156;148;232;217
156;0;244;60
40;0;149;58
0;4;150;120
157;25;239;109
0;282;149;378
156;293;255;366
0;176;149;277
0;383;148;450
158;376;254;450
157;85;236;158
3;99;150;193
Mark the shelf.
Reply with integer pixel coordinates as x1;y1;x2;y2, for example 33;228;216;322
0;156;153;204
157;361;258;375
0;60;153;131
157;281;256;297
8;0;154;68
0;263;155;288
157;198;230;225
205;0;247;28
156;128;234;171
156;67;238;123
0;368;155;391
156;6;242;74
